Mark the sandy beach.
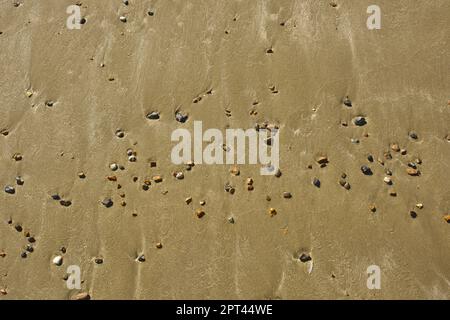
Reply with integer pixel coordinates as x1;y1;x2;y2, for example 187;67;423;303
0;0;449;299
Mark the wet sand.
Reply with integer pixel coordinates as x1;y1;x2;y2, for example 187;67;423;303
0;0;449;299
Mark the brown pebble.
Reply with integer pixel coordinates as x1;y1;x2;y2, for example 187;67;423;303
107;175;117;181
369;204;377;212
246;178;254;185
316;156;328;165
71;292;91;300
185;197;192;204
195;209;205;219
156;242;163;249
390;143;400;152
406;168;420;176
389;190;397;197
268;208;277;217
283;192;292;199
247;185;254;191
0;289;7;295
266;195;271;201
13;153;23;161
230;166;240;176
78;172;86;179
444;215;450;223
153;175;163;183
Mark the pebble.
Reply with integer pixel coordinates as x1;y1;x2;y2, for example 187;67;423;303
175;111;189;123
383;177;392;185
128;155;137;162
153;175;163;183
390;143;400;152
410;211;418;219
119;16;127;23
230;166;240;176
389;190;397;197
274;169;282;178
51;194;61;200
416;203;424;209
4;185;15;194
224;182;235;194
21;252;27;258
101;198;114;208
15;224;23;232
195;209;205;219
15;176;24;185
13;153;22;161
406;168;419;176
122;0;129;5
52;255;63;266
115;129;125;138
444;215;450;223
137;254;145;262
185;197;192;204
316;156;328;166
60;200;72;207
146;111;160;120
78;172;86;179
174;172;184;180
353;117;367;126
409;132;418;140
155;242;163;249
299;253;312;263
71;292;91;300
283;192;292;199
110;163;118;171
268;208;277;217
360;165;372;175
313;178;321;188
369;204;377;212
95;258;104;264
45;100;54;107
343;96;352;107
367;155;374;162
228;217;235;224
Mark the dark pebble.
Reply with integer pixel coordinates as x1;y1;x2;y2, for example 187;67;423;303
299;253;312;263
313;178;321;188
101;198;113;208
361;165;373;175
146;111;160;120
354;117;367;126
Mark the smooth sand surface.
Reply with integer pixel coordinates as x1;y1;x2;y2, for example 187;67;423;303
0;0;449;299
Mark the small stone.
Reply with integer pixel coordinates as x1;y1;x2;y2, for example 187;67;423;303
137;255;145;262
14;224;23;232
53;255;63;266
224;183;235;194
246;178;254;185
185;197;192;205
115;129;125;138
390;143;400;152
146;111;160;120
443;215;450;223
28;236;36;243
101;198;113;208
409;132;418;140
15;176;24;185
313;178;321;188
343;97;352;107
13;153;22;161
384;152;392;160
316;156;328;165
367;155;374;162
406;168;420;176
268;208;277;217
148;10;154;16
389;190;397;197
78;172;86;179
109;163;118;171
175;111;188;123
155;242;163;249
353;117;367;126
195;209;205;219
228;217;235;224
119;16;127;22
26;90;33;97
266;195;271;201
26;244;34;253
283;192;292;199
0;252;5;258
369;204;377;212
343;182;351;190
416;203;424;209
408;162;417;169
107;175;117;182
247;185;254;191
94;258;103;264
5;185;15;194
299;253;312;263
45;100;54;107
174;172;184;180
361;165;372;175
351;138;360;144
153;175;163;183
383;177;392;185
51;194;61;200
410;211;417;219
21;252;27;258
128;155;137;162
0;289;7;295
60;200;72;207
71;292;91;300
230;166;240;176
274;169;282;178
199;200;206;206
385;169;392;176
400;149;407;155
